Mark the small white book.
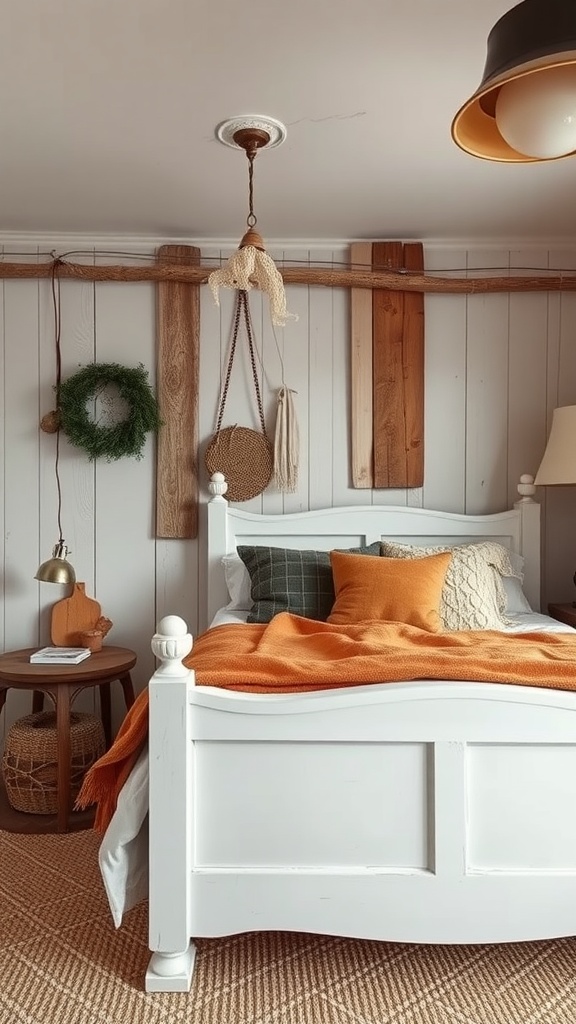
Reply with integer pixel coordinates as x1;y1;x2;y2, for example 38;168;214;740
30;646;92;665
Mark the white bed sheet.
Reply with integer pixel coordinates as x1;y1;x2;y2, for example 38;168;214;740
98;611;575;927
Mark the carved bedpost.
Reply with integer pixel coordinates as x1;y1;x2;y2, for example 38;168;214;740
146;615;196;992
151;614;193;673
514;474;541;612
207;474;230;625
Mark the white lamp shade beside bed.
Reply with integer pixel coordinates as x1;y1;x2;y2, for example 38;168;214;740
535;406;576;485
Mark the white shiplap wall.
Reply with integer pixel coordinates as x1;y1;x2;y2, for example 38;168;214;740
1;238;576;747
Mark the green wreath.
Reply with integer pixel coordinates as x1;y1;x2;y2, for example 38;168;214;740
58;362;162;462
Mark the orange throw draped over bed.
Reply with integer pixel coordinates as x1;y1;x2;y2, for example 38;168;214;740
78;613;576;830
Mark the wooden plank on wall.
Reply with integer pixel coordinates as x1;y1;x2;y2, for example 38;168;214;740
373;241;405;488
350;242;374;487
156;244;200;539
373;241;424;489
402;242;425;487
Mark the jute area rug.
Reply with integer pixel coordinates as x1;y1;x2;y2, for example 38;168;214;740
2;828;576;1024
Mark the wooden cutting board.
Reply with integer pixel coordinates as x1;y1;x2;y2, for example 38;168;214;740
50;583;102;647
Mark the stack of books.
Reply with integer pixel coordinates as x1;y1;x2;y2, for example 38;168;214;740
30;647;92;665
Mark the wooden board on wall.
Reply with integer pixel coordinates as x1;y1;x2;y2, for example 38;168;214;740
350;242;374;487
373;241;405;488
399;242;425;488
351;240;425;489
156;244;200;538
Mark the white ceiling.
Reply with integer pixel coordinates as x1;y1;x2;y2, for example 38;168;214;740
2;0;574;243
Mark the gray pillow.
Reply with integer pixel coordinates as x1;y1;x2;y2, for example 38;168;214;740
237;543;381;623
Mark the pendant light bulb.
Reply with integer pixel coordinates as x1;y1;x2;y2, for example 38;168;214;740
495;65;576;159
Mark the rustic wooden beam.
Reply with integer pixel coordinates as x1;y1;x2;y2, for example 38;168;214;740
2;259;576;293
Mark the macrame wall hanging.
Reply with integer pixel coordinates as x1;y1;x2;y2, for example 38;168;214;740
205;289;274;502
273;387;299;493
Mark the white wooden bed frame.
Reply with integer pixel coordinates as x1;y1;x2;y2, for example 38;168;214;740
144;475;576;993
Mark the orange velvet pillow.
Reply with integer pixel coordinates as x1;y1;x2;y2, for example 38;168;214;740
327;549;452;632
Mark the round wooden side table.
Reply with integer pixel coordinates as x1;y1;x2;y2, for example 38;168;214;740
0;645;136;832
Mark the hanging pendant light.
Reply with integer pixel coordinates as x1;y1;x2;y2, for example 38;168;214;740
208;115;297;327
35;261;76;587
35;539;76;585
452;0;576;162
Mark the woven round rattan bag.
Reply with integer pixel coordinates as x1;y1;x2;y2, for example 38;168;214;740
205;425;273;502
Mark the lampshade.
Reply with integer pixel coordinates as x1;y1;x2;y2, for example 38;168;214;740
452;0;576;162
35;540;76;585
534;406;576;485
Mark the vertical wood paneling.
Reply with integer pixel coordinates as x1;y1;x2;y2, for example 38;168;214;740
540;249;576;605
272;247;309;512
0;249;4;661
309;249;335;510
422;248;467;513
507;248;549;508
3;237;576;753
39;261;97;715
92;270;157;706
465;249;510;515
3;252;42;735
193;246;229;633
332;246;361;507
40;263;96;623
259;245;286;517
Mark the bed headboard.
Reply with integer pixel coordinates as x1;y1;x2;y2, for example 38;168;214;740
205;474;541;626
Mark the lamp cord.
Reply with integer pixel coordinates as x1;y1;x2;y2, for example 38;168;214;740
50;259;64;544
246;152;257;229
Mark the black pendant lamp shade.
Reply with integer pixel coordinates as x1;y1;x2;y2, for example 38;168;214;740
452;0;576;161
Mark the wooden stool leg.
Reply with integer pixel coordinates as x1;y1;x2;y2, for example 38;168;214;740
32;691;45;713
99;683;112;748
55;685;72;833
118;672;136;710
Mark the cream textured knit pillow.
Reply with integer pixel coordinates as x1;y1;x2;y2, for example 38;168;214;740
380;540;518;631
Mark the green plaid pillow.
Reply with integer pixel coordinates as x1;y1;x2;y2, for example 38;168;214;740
237;544;381;623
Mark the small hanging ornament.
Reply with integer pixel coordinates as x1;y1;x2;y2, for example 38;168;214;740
273;386;300;493
208;122;297;328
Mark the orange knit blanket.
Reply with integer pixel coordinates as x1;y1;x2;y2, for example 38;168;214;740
77;614;576;830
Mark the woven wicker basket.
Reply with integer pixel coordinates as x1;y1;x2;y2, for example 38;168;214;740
205;425;273;502
2;710;105;815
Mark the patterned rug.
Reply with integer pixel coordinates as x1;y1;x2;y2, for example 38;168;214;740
2;827;576;1024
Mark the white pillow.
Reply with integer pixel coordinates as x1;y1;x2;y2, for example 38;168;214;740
222;553;252;610
501;551;532;613
380;540;518;631
502;575;533;614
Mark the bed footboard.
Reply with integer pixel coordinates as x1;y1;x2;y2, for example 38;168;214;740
146;616;576;993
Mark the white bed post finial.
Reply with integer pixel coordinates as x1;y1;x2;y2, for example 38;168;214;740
517;474;536;503
208;472;228;502
151;615;193;676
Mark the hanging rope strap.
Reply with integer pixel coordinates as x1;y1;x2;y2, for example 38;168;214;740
206;289;274;502
214;289;267;436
